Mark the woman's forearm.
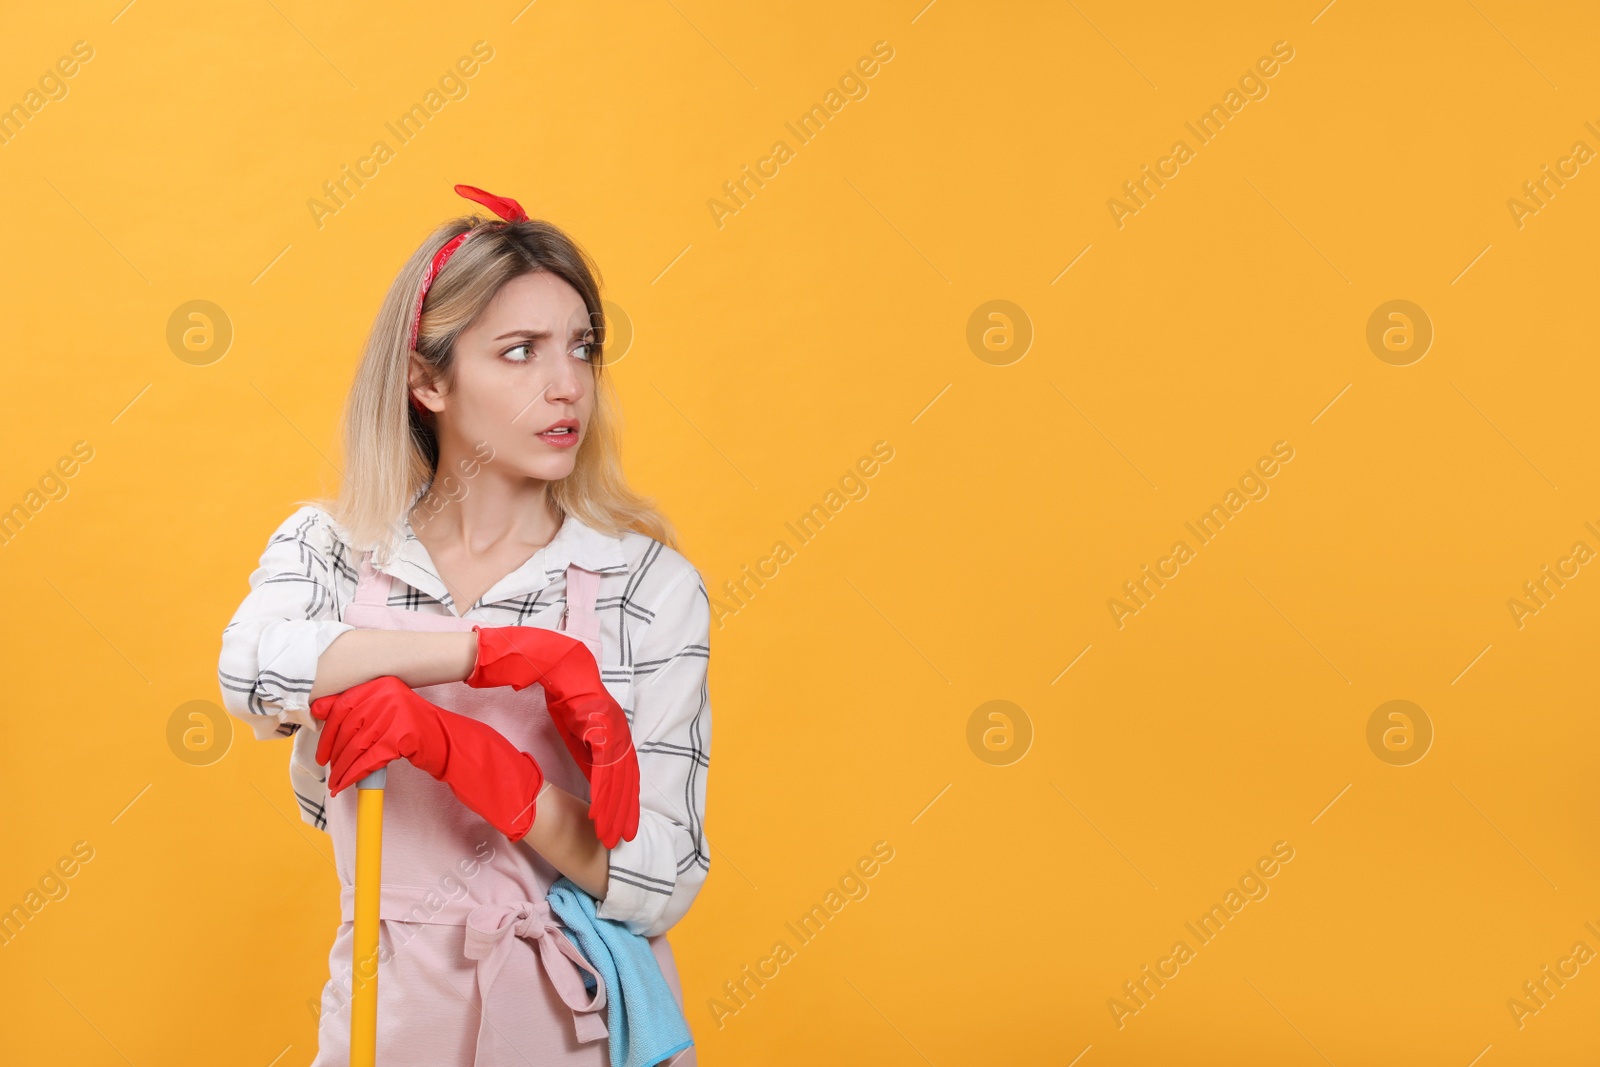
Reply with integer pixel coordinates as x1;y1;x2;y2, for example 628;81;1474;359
519;782;610;898
311;628;610;892
310;629;479;700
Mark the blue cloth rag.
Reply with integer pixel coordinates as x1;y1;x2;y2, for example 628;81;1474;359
546;875;694;1067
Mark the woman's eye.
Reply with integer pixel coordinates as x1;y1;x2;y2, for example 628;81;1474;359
503;342;533;363
571;341;597;363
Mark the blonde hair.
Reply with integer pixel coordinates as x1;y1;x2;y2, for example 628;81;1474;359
303;210;678;563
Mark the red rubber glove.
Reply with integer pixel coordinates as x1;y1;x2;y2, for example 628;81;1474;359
309;676;546;842
467;625;640;849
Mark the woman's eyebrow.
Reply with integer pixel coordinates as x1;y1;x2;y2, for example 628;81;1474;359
491;326;596;341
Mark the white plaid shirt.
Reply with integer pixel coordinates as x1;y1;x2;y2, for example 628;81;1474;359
217;504;712;937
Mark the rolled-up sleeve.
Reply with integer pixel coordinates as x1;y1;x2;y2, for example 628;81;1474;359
217;506;355;742
595;565;712;937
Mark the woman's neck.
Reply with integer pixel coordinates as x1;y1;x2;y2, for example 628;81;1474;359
411;467;561;558
408;474;564;612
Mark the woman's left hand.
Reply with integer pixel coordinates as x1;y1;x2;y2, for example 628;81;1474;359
467;625;641;848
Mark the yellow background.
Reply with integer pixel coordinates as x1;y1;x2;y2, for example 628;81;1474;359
2;1;1597;1063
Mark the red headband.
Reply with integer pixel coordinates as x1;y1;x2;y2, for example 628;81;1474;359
408;184;529;413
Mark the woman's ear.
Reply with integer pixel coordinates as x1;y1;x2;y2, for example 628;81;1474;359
408;357;445;415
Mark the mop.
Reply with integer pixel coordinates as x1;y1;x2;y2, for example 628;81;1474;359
349;766;387;1067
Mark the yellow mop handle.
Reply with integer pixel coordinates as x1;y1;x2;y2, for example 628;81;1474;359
350;766;387;1067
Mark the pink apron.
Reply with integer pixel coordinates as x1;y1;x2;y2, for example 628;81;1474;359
309;551;695;1067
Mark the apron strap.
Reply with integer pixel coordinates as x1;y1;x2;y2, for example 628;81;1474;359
561;564;604;663
342;550;403;630
353;550;393;607
336;886;610;1053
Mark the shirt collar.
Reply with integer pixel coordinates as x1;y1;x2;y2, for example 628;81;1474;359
377;508;627;613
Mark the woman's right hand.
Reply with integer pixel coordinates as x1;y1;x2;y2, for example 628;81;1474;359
311;675;451;792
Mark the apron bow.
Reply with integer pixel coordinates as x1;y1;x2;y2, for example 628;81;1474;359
463;899;609;1046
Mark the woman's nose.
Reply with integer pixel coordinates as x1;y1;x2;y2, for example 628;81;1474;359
541;353;585;403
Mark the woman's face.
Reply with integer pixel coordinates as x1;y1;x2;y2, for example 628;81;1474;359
418;270;599;482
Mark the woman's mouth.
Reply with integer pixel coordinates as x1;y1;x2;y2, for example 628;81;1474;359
536;420;580;448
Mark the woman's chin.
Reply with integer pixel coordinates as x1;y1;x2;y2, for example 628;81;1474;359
520;452;580;481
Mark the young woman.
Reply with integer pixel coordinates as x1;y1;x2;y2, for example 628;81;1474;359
217;185;711;1065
